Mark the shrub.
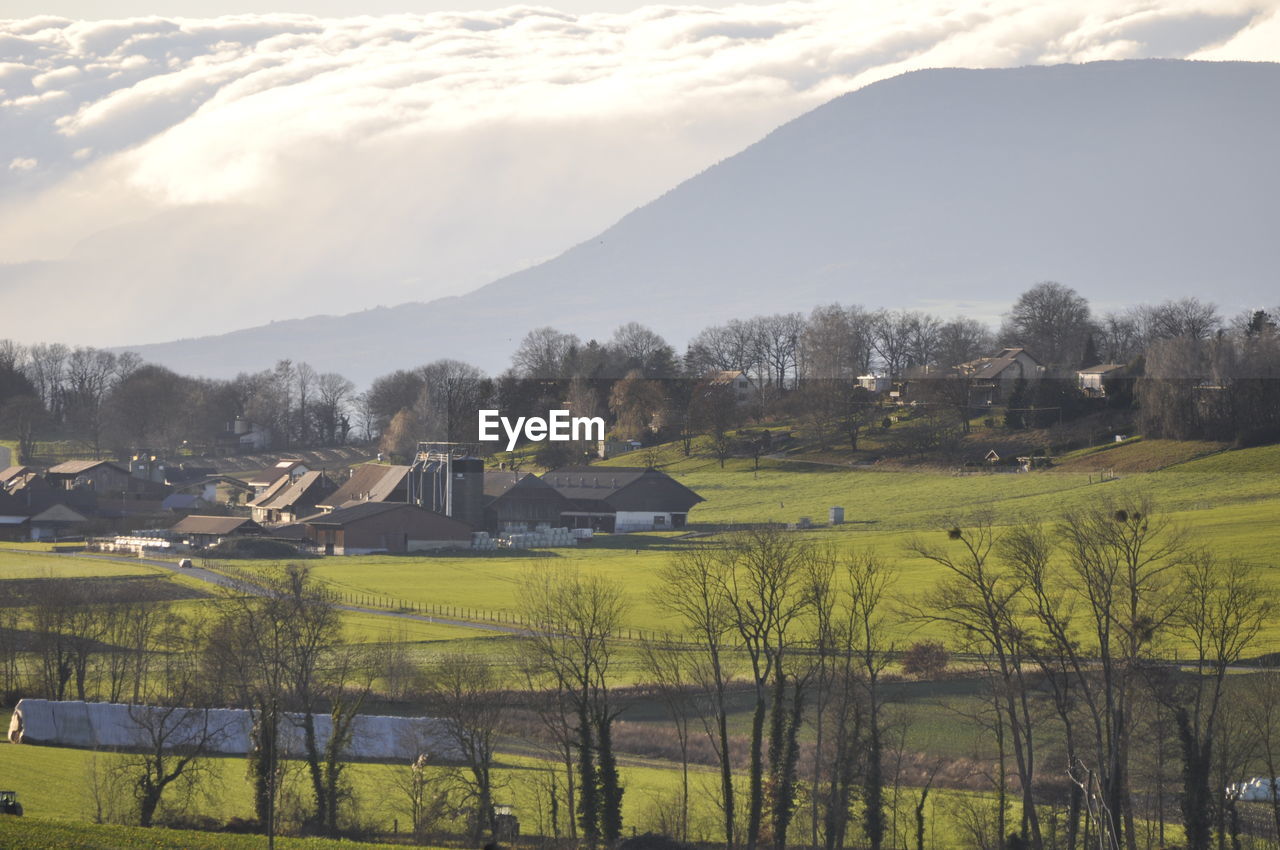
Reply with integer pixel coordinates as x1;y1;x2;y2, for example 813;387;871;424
901;640;949;678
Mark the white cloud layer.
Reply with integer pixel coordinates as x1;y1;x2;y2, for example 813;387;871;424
1;1;1278;348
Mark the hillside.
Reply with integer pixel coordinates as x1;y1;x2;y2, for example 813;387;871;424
124;59;1280;383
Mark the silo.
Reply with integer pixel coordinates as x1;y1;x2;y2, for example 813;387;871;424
450;456;486;530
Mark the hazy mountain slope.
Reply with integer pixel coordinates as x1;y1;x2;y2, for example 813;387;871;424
125;59;1280;384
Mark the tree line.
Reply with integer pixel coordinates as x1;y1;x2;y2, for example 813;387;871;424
3;285;1278;463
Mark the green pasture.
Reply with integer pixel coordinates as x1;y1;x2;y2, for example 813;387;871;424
0;732;1029;849
0;817;439;850
0;551;162;581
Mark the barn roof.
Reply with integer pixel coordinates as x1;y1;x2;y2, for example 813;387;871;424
170;515;261;535
322;464;409;509
541;467;703;513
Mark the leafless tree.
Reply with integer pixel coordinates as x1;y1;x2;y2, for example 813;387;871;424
520;566;629;843
654;544;739;847
912;518;1043;849
1000;281;1093;369
424;651;511;844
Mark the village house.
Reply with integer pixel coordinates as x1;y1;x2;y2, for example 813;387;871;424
246;459;312;498
1077;363;1127;397
319;463;410;511
541;466;704;532
955;347;1046;406
299;502;472;555
248;470;337;525
708;369;756;405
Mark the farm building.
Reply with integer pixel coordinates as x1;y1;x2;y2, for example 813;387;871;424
483;471;573;534
299;501;472;555
169;515;263;548
8;698;459;760
320;463;411;510
541;467;703;532
248;470;337;525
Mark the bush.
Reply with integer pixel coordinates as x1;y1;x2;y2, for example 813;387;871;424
901;640;949;678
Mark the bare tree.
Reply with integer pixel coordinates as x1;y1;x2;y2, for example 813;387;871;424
654;544;739;847
425;651;510;844
1000;281;1093;369
520;567;629;843
1157;554;1270;850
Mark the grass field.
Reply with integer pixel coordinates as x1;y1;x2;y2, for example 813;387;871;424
0;817;435;849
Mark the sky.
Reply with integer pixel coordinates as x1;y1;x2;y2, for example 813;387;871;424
1;1;1279;348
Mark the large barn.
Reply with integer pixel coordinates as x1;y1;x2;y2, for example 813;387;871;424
482;471;573;534
541;467;703;532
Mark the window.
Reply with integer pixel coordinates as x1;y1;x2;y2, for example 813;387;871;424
654;515;666;526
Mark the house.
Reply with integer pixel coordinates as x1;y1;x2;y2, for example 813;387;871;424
299;502;472;555
0;466;39;494
482;472;574;534
246;459;311;498
708;370;755;405
169;515;264;549
224;417;272;451
956;348;1045;406
1077;364;1127;397
320;464;410;510
541;466;704;532
858;375;891;394
248;470;337;525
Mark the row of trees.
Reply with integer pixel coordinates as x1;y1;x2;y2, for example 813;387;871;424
4;285;1278;462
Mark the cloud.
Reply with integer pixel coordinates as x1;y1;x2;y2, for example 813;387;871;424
0;1;1277;349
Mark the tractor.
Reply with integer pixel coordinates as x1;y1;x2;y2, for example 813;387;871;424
0;790;22;816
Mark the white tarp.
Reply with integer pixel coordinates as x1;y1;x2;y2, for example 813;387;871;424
8;698;458;760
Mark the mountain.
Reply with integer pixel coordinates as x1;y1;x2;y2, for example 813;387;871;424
125;59;1280;385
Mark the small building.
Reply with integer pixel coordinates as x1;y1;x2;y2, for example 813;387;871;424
320;464;410;511
46;460;134;494
707;370;755;405
300;502;472;555
483;472;574;534
857;375;891;394
541;467;704;532
248;470;337;525
1077;364;1127;397
168;515;264;549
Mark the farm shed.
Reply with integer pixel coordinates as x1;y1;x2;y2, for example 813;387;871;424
300;501;472;555
169;515;263;548
8;698;459;760
482;471;573;534
541;467;703;532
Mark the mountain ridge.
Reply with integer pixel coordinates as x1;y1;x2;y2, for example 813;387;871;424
121;59;1280;384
